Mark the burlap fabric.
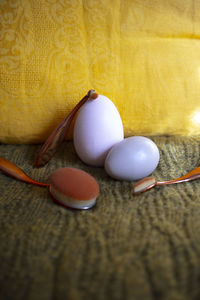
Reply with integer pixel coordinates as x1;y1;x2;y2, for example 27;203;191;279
1;137;200;300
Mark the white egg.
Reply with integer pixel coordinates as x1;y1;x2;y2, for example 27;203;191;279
73;95;124;166
104;136;160;181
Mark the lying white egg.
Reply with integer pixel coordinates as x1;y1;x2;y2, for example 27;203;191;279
104;136;160;180
73;94;124;166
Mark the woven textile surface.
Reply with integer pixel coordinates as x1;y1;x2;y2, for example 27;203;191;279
1;136;200;300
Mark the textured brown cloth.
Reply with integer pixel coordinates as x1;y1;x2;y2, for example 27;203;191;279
1;137;200;300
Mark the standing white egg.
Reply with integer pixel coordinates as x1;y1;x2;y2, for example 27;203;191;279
73;95;124;166
104;136;160;180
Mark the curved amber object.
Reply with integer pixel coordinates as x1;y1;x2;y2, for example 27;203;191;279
133;166;200;195
0;158;99;210
35;90;98;168
0;158;49;187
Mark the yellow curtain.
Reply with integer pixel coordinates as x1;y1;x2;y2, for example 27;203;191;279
1;0;200;143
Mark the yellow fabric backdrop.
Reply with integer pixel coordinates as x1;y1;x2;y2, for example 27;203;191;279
1;0;200;143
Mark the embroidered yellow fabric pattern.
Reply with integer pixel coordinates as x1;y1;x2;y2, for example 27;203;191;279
1;0;200;143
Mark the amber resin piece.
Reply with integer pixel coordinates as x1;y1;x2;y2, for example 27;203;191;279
35;90;98;168
49;167;99;209
133;166;200;195
133;177;156;195
0;158;48;187
0;158;99;210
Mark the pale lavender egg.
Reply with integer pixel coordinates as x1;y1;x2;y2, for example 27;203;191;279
104;136;160;181
73;95;124;166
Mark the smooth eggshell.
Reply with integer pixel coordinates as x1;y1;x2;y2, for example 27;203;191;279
73;95;124;166
104;136;160;181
